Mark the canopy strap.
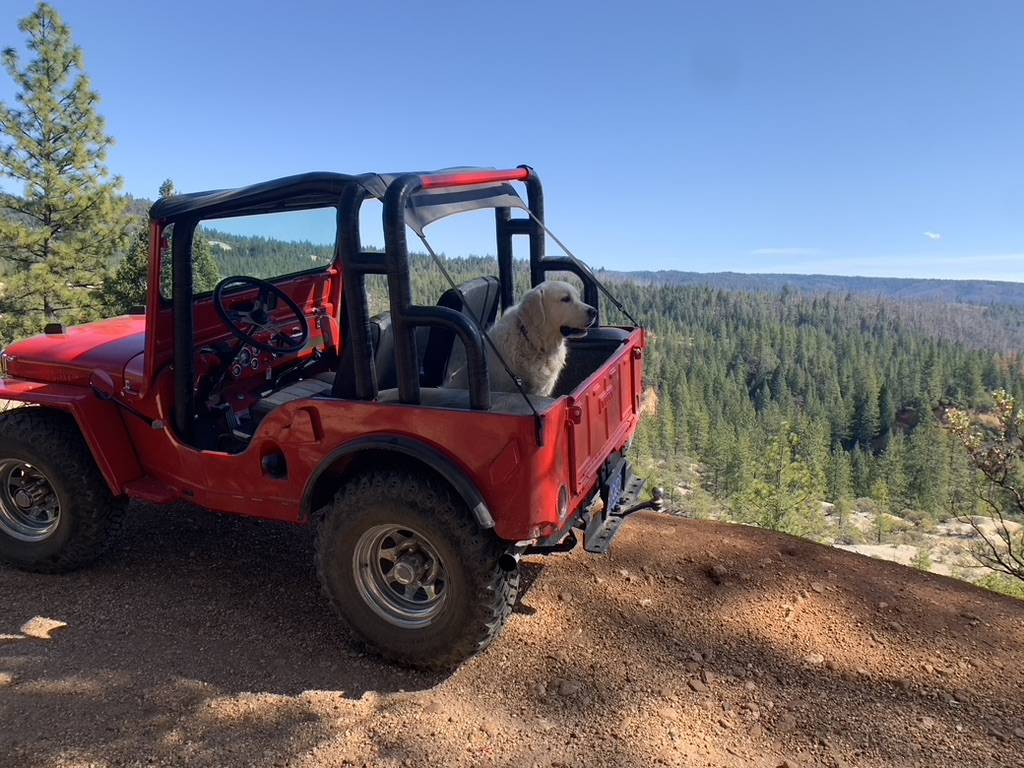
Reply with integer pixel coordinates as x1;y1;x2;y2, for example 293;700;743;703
523;209;642;329
416;233;546;447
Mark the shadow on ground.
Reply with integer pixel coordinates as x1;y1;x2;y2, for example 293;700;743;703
2;509;1021;768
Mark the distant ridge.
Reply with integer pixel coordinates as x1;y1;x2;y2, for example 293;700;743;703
598;269;1024;307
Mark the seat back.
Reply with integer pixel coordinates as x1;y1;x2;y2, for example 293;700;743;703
421;276;501;386
333;276;501;397
332;313;387;398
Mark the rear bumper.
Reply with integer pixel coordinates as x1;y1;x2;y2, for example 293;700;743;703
528;456;660;556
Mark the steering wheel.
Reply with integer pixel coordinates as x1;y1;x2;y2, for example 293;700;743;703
213;275;309;355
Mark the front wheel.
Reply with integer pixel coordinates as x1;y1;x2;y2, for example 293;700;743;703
0;408;124;573
315;469;518;670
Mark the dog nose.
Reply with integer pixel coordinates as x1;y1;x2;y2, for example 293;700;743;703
586;306;598;322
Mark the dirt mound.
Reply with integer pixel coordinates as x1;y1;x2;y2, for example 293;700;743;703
1;506;1022;767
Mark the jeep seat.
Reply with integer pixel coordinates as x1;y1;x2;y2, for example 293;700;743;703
330;276;500;397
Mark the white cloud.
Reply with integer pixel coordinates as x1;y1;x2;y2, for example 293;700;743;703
922;231;942;241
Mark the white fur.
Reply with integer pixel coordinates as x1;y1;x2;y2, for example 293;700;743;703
446;280;596;397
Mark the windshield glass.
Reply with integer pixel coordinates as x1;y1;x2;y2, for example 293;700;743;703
160;207;337;299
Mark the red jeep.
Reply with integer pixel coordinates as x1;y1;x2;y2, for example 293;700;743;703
0;167;657;668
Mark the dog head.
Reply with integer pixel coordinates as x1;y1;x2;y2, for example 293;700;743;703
520;280;598;341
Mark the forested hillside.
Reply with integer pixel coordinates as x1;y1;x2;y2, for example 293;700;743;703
201;227;334;277
603;268;1024;306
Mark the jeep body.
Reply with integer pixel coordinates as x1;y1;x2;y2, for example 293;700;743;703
0;167;650;667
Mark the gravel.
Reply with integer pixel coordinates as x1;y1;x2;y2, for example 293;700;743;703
1;504;1023;767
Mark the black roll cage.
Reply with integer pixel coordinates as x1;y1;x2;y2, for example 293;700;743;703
154;167;606;441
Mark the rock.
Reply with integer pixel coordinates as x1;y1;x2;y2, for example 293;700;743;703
1013;727;1024;739
658;707;680;722
616;568;630;578
687;678;708;693
776;713;797;733
777;759;800;768
749;722;764;738
557;679;582;697
803;653;825;666
717;718;732;730
810;581;825;594
19;616;67;640
708;564;728;584
699;669;715;685
639;598;653;608
918;716;934;729
0;671;16;687
922;663;934;674
481;720;498;737
557;591;572;603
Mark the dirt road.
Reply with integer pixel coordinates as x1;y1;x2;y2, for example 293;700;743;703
1;505;1022;767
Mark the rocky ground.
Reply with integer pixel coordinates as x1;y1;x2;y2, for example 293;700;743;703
1;505;1023;768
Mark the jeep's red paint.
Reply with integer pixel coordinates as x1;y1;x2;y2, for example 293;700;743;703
0;376;143;493
420;168;530;189
105;324;645;541
5;315;145;387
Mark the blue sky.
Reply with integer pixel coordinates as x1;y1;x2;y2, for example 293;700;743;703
2;1;1023;281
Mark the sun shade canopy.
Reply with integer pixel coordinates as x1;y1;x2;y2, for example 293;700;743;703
149;168;528;233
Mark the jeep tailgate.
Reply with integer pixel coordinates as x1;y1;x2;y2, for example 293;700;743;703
565;327;645;496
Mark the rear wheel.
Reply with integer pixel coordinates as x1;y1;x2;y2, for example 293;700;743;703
315;469;518;670
0;408;124;573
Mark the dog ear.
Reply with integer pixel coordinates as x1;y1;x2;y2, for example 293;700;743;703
520;284;546;332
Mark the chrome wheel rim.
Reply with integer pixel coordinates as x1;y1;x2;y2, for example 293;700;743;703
352;524;449;629
0;460;61;542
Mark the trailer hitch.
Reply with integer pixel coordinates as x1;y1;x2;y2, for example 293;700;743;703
616;486;665;517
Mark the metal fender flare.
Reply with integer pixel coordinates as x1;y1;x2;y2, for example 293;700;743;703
301;435;495;529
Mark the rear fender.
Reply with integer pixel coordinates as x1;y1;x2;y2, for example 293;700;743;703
302;435;495;530
0;377;143;495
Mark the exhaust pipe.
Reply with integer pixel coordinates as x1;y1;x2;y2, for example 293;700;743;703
497;552;520;573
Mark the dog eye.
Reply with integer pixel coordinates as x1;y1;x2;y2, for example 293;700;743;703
561;296;571;302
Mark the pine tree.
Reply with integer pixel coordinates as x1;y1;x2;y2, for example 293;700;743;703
878;382;896;435
879;432;910;513
100;180;221;314
826;444;852;502
0;3;129;342
99;226;148;314
732;423;823;539
851;371;879;448
906;414;950;517
850;445;874;498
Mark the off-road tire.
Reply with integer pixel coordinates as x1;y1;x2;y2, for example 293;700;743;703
315;469;519;670
0;408;124;573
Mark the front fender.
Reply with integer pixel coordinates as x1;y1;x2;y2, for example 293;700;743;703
0;377;143;495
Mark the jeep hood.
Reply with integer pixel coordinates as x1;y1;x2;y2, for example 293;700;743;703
4;315;145;387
